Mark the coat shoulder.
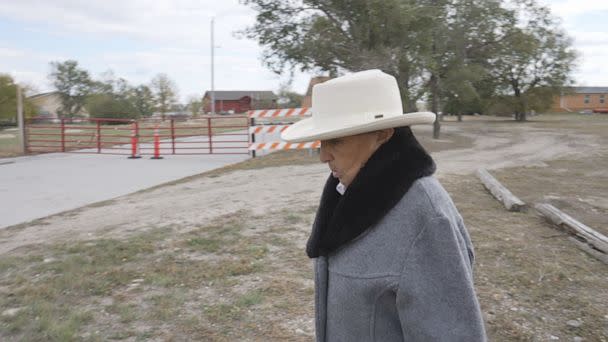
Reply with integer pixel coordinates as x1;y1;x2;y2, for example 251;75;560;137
402;175;462;221
326;176;463;277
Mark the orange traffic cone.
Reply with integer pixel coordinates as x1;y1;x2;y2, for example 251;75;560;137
151;128;163;159
128;129;141;159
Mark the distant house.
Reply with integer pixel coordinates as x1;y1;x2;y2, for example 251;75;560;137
28;92;61;119
202;91;278;114
28;91;89;119
551;87;608;113
301;76;332;108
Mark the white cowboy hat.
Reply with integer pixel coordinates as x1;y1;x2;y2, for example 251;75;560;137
281;69;436;143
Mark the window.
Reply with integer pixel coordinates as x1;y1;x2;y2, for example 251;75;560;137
584;95;590;104
600;95;605;104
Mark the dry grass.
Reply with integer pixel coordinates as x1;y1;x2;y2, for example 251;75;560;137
444;174;608;341
0;209;316;341
0;128;22;158
491;158;608;236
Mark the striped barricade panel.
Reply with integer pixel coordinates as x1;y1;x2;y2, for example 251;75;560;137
249;141;321;150
247;107;312;118
248;125;291;134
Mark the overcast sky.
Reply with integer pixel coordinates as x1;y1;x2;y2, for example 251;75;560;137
0;0;606;102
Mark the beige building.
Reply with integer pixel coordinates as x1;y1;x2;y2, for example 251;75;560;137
28;92;89;118
28;92;62;119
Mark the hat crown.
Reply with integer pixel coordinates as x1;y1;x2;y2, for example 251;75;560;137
312;69;403;128
280;68;435;143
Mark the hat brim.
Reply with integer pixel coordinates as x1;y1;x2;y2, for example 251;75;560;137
281;111;436;143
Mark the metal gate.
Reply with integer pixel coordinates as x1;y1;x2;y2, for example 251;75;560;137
25;116;250;156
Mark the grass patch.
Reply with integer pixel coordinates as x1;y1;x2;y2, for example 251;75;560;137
186;237;221;253
0;228;168;339
203;303;241;323
246;245;269;260
0;209;314;340
235;290;264;308
145;291;186;321
106;302;138;324
0;128;21;158
284;213;303;224
202;289;265;326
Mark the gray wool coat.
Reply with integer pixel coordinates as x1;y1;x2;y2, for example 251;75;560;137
313;176;487;341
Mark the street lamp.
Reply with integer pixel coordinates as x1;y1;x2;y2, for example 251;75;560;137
211;17;215;115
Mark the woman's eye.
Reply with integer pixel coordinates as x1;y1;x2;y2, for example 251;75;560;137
322;139;342;148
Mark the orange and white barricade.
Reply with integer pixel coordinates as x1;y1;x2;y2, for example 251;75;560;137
249;141;320;151
248;125;291;135
248;107;318;156
247;107;311;118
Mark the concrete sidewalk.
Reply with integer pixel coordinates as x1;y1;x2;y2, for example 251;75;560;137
0;145;250;229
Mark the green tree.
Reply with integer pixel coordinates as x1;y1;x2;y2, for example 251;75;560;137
0;74;20;123
49;60;92;118
85;94;137;121
150;73;178;120
489;0;577;121
131;85;155;117
277;83;303;108
186;96;202;117
0;74;37;123
240;0;517;138
241;0;576;130
239;0;429;111
85;73;137;120
416;0;519;130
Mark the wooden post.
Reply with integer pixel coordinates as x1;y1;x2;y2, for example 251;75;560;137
207;117;213;154
250;117;256;158
96;120;101;153
16;85;26;154
60;118;66;152
476;168;527;212
170;119;175;154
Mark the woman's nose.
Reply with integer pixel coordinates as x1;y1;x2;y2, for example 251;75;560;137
319;143;332;163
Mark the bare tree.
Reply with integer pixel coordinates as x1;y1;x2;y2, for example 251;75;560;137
150;73;178;120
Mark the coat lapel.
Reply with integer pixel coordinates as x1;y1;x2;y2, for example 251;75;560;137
306;127;436;258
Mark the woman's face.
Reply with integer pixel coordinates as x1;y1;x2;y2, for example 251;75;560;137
319;129;393;187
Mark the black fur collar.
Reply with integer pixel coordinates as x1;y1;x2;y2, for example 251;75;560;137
306;127;436;258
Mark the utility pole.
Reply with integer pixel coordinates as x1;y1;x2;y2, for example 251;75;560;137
211;17;215;115
16;85;26;154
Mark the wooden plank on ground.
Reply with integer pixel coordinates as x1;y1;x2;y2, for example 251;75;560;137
535;202;608;259
476;168;527;212
568;237;608;265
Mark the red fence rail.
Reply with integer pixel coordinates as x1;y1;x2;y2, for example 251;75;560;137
25;116;250;156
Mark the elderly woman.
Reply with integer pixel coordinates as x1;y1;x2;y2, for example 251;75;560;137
281;70;486;341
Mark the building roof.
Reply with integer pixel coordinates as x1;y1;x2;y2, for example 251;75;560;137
203;91;277;101
28;91;59;99
571;87;608;94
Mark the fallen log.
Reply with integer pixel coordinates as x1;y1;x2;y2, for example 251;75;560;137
476;168;527;212
535;203;608;258
568;237;608;265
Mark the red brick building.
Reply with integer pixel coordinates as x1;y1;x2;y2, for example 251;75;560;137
551;87;608;113
202;91;278;114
